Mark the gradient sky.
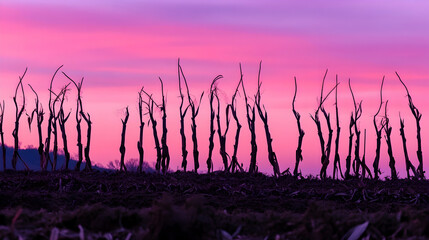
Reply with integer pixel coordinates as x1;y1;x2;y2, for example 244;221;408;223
0;0;428;177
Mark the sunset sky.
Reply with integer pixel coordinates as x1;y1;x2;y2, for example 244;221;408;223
0;0;428;176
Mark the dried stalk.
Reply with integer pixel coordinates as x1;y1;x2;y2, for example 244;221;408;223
58;85;71;170
361;129;367;179
178;60;204;173
0;101;6;171
333;75;343;179
397;72;424;179
255;62;280;177
241;65;258;174
292;77;305;177
44;66;63;171
207;76;221;173
141;88;162;172
159;78;170;174
12;68;29;171
228;74;244;173
119;107;129;172
216;91;230;172
178;63;190;172
310;69;337;179
63;73;84;171
28;85;45;170
383;101;397;179
137;91;145;173
345;113;354;179
349;79;372;178
373;77;385;179
399;115;417;179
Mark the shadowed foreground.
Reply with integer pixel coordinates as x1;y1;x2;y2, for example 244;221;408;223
1;171;429;239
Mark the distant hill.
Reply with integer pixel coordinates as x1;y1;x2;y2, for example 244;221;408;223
0;145;106;171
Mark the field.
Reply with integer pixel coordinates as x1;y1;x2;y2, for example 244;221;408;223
1;171;429;239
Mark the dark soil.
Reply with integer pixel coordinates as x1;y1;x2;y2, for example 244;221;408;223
1;171;429;239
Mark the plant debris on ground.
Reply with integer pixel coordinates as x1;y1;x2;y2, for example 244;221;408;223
1;171;429;239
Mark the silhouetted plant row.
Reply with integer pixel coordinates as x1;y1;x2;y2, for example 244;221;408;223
0;61;424;180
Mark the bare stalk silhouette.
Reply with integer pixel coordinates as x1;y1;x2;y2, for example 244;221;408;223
63;73;84;171
81;106;92;171
141;88;162;172
28;85;45;170
12;68;29;171
119;107;129;172
241;65;258;174
373;77;385;179
349;79;372;178
207;76;221;173
137;90;145;173
228;75;244;173
58;85;71;170
50;86;67;171
44;66;63;171
178;66;190;172
216;90;230;172
383;101;397;179
399;114;417;179
178;60;204;173
292;77;304;177
255;62;280;177
0;101;5;171
333;75;343;179
310;70;337;179
361;129;367;179
397;72;424;179
159;78;170;174
345;114;354;179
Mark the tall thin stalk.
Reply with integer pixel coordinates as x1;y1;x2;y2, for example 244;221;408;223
159;78;170;174
137;91;145;173
58;85;71;170
0;101;6;171
207;76;221;173
333;75;343;179
373;77;385;179
12;68;29;171
399;114;417;179
28;85;45;170
228;74;244;173
119;107;129;172
292;77;305;177
397;72;424;179
255;62;280;177
241;64;258;174
383;101;397;179
216;91;230;172
178;60;204;173
63;73;84;171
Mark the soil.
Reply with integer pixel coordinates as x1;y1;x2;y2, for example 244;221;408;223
1;171;429;239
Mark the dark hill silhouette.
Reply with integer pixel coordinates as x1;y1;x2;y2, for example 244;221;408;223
1;145;105;171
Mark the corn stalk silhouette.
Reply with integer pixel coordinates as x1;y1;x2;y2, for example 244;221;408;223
333;75;343;179
373;77;385;180
63;73;84;171
140;88;161;173
119;107;129;172
178;62;190;172
50;85;69;170
383;101;397;179
0;101;5;171
397;72;424;179
399;113;417;179
228;74;244;173
137;90;145;173
58;85;71;170
28;85;45;170
12;68;29;171
310;70;337;179
159;78;170;174
240;65;258;174
216;87;230;172
349;79;372;179
178;60;204;173
292;77;304;177
255;62;280;177
207;75;222;173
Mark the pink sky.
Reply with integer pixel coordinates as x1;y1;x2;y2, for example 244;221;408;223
0;0;428;177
